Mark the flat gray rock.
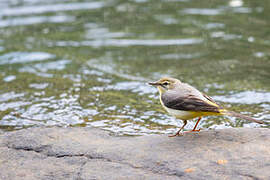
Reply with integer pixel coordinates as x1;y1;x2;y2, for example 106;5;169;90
0;127;269;180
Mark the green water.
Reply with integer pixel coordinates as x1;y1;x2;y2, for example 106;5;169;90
0;0;269;135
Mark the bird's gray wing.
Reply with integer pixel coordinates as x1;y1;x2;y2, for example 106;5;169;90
161;90;221;112
202;93;221;106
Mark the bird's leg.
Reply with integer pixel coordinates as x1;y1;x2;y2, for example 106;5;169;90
192;116;201;131
184;117;201;134
169;120;187;137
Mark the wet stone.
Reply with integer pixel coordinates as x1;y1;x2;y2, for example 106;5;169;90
0;127;269;180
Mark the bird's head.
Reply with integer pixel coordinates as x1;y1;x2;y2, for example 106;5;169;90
148;77;181;94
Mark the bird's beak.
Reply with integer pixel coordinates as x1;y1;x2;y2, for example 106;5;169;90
148;81;160;86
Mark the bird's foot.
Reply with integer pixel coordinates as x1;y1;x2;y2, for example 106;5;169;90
168;129;201;137
168;131;185;137
184;129;201;134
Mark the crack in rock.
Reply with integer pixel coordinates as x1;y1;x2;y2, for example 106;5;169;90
6;144;102;159
6;144;182;178
238;173;261;180
76;161;87;180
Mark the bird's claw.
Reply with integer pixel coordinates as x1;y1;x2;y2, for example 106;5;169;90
168;132;184;137
169;129;201;137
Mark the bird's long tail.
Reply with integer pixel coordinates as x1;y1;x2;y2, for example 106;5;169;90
220;110;264;124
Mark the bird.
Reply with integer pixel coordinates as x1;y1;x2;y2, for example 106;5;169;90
148;77;264;137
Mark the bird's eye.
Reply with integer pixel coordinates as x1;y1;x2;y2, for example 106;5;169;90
163;82;169;86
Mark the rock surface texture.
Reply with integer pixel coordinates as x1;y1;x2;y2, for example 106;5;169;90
0;127;269;180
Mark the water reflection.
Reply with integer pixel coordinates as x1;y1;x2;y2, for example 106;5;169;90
229;0;243;7
0;15;75;28
0;52;54;64
50;38;203;47
90;81;156;95
3;75;16;82
0;92;25;102
213;91;270;104
182;8;223;15
85;24;127;39
29;83;49;89
160;53;202;60
0;2;104;16
0;0;269;134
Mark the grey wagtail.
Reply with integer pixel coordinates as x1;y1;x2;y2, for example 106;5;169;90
149;77;264;137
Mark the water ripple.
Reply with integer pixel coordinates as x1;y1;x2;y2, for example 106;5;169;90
87;59;149;81
3;75;16;82
18;59;71;77
182;7;251;16
91;81;157;95
0;52;55;65
0;15;75;28
0;101;31;111
0;2;104;16
160;53;202;60
0;92;25;102
213;91;270;104
182;8;223;15
85;24;127;39
50;38;203;47
29;83;49;89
